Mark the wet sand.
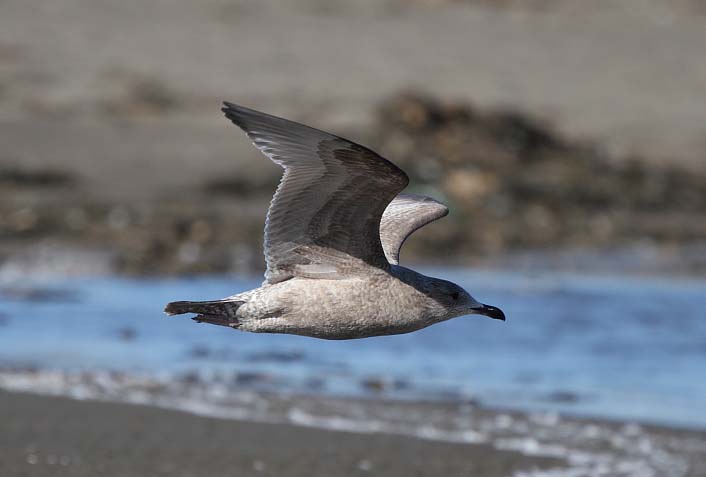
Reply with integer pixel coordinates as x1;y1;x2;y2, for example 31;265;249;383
0;390;561;477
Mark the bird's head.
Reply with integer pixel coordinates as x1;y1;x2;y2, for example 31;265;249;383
428;278;506;322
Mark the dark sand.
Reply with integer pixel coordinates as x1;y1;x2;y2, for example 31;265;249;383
0;390;562;477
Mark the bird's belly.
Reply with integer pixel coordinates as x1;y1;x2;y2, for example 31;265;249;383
275;312;430;339
249;277;432;339
290;311;429;339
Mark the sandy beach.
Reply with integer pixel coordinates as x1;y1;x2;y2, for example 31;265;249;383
3;386;706;477
0;390;562;477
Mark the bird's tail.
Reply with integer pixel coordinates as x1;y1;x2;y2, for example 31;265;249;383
164;299;244;318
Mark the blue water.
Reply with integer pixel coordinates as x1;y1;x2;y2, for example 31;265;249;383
1;269;705;429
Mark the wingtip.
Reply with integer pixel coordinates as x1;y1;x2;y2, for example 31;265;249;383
223;100;247;113
221;101;236;115
221;101;254;126
221;101;246;127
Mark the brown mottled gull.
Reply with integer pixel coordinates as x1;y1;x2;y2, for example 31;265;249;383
164;102;505;339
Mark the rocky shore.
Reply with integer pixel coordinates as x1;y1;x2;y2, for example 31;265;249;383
2;93;705;276
2;1;706;276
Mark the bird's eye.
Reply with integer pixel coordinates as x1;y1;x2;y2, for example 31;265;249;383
451;292;460;300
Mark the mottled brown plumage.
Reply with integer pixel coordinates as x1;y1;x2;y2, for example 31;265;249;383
164;102;505;339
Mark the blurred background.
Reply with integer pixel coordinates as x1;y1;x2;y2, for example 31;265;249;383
1;1;706;476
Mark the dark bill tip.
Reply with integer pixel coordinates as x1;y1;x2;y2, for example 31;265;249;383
480;304;506;321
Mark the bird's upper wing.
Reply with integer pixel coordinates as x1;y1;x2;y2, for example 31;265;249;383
222;102;409;284
379;194;449;265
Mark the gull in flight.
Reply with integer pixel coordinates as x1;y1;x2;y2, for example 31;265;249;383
165;102;505;339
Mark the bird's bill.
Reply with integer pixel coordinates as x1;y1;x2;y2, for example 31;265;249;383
474;304;506;321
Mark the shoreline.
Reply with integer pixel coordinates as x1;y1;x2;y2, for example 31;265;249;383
2;382;706;476
0;389;561;477
5;375;706;435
